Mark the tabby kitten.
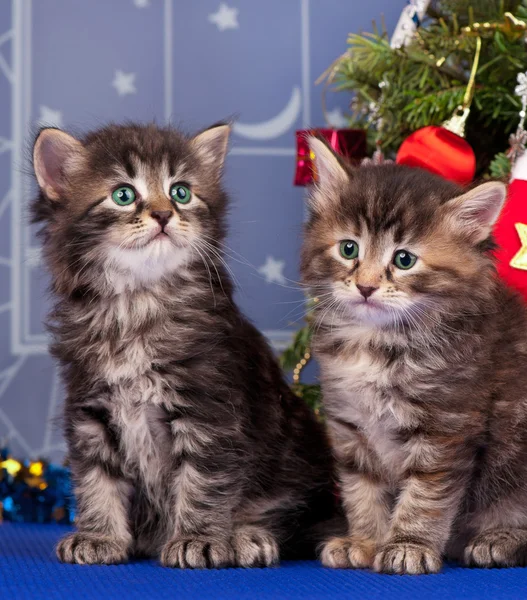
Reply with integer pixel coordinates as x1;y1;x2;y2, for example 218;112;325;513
301;137;527;574
32;123;334;568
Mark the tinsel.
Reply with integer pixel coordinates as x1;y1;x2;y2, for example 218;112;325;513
508;72;527;167
0;448;75;524
390;0;431;49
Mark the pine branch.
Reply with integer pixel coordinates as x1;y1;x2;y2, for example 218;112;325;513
279;325;312;372
321;0;527;171
292;383;322;416
488;151;512;178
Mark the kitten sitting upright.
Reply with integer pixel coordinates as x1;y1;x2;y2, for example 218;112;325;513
32;123;334;567
301;136;527;574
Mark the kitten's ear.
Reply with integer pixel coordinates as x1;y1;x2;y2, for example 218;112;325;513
445;181;507;243
33;128;85;200
191;123;230;175
307;136;348;211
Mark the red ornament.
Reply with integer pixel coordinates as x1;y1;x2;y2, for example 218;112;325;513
294;128;366;186
396;125;476;185
494;155;527;301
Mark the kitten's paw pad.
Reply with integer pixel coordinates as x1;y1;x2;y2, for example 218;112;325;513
232;526;279;567
464;530;527;568
56;532;129;565
320;537;374;569
374;542;442;575
160;536;235;569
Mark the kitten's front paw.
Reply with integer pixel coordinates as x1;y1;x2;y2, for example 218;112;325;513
160;536;235;569
464;529;527;568
231;525;279;567
320;536;375;569
56;532;129;565
374;541;442;574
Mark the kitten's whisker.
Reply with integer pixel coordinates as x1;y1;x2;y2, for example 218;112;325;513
278;303;318;326
319;302;341;336
202;236;312;299
410;303;471;337
276;291;334;306
312;298;341;337
277;292;335;324
418;297;498;318
247;274;312;292
201;235;255;268
196;239;242;291
270;274;314;290
188;241;217;308
192;239;235;301
203;237;313;293
338;300;350;331
397;304;425;337
277;298;315;305
388;306;402;337
331;299;345;334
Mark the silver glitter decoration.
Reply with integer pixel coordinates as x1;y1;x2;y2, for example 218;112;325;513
508;71;527;165
361;146;394;166
362;78;392;165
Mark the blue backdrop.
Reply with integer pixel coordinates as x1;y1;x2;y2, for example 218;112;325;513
0;0;402;459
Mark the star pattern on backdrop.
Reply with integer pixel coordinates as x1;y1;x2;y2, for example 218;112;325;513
38;105;63;128
326;107;348;128
0;0;318;459
112;70;137;96
510;223;527;271
209;3;239;31
258;256;286;285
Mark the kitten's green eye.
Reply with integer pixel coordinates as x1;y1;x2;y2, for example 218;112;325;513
112;186;136;206
393;250;417;270
339;240;359;260
170;183;191;204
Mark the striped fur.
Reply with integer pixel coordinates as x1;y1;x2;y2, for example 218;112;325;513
301;140;527;574
33;123;335;567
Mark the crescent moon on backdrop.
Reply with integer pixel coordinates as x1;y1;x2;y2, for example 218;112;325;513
233;86;301;141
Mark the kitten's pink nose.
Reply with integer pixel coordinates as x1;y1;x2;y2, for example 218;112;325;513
151;210;172;228
356;284;378;299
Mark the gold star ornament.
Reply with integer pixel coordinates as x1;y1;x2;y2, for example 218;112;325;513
510;223;527;271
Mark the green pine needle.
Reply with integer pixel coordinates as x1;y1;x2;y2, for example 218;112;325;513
323;0;527;173
488;151;512;178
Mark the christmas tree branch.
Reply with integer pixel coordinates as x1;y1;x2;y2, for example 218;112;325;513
319;0;527;169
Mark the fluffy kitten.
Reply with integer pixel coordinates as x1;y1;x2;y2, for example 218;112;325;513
32;123;334;567
301;137;527;574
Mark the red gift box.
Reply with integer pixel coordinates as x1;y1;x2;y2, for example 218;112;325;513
294;128;367;186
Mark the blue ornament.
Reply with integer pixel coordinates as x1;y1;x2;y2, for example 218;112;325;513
0;447;75;524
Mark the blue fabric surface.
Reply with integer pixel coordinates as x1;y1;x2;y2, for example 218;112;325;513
1;525;527;599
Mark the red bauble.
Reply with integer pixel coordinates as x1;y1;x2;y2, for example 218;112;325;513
494;156;527;301
396;125;476;185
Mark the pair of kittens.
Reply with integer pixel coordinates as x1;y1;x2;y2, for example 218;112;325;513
32;122;527;574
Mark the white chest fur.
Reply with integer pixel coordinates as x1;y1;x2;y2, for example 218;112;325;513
111;374;172;495
322;347;419;477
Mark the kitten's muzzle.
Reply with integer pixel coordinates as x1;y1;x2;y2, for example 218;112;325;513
151;210;172;229
356;284;378;300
